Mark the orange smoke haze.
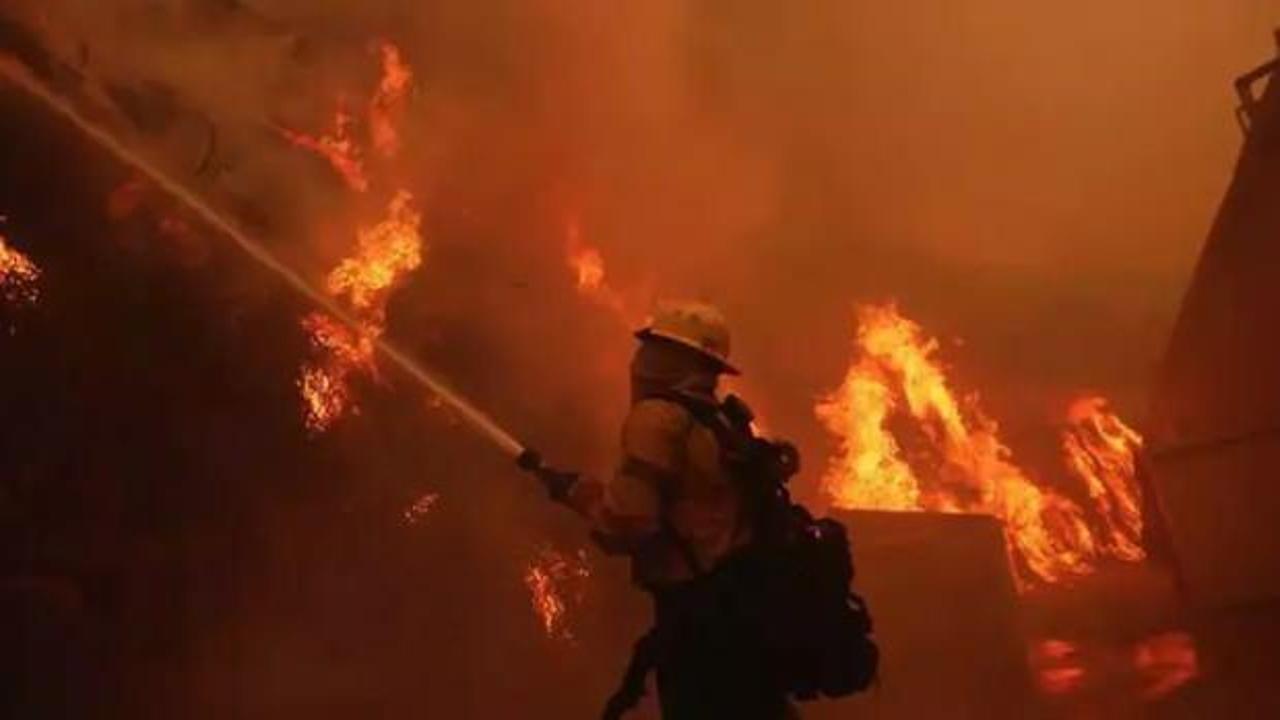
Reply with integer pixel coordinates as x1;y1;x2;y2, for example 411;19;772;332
2;1;1276;713
8;1;1278;451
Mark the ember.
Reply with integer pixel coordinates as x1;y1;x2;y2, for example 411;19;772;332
0;231;40;310
1031;639;1087;696
1134;631;1199;700
524;546;591;641
816;303;1145;587
298;313;375;434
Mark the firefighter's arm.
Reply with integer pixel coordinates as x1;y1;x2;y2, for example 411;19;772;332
518;400;689;550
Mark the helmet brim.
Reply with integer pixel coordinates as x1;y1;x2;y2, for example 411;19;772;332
635;328;741;375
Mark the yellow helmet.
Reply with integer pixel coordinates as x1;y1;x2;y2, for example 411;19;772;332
635;300;740;374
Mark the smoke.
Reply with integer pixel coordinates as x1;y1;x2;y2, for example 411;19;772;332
9;0;1280;425
4;0;1280;715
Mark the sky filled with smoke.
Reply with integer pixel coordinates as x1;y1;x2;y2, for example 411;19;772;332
7;0;1280;479
5;1;1280;715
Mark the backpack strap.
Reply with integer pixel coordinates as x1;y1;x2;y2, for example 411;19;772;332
647;390;753;463
643;389;752;579
648;390;771;541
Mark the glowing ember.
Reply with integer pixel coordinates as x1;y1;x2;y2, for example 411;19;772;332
1030;639;1087;696
1134;631;1198;700
298;191;423;433
279;106;369;192
298;313;375;434
403;492;440;525
524;546;591;641
369;42;413;158
0;233;41;309
815;303;1144;586
1062;396;1146;563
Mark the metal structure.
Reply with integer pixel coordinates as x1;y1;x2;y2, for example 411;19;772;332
1150;33;1280;610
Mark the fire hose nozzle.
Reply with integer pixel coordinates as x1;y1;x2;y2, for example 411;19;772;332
515;448;577;504
516;448;544;472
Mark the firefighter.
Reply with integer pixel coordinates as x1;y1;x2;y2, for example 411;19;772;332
523;300;799;719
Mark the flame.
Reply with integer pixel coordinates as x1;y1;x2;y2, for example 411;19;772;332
298;313;376;433
280;40;410;186
564;214;604;292
524;546;591;641
283;44;421;432
298;191;423;433
816;303;1146;587
563;213;630;322
279;105;370;193
1134;631;1198;700
1062;396;1146;562
369;41;412;158
0;232;41;309
326;190;423;316
569;244;606;293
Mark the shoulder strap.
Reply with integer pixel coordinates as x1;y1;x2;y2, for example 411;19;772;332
647;390;752;459
635;392;708;577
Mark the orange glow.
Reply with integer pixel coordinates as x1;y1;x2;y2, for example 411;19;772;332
105;176;148;220
0;232;40;309
279;106;369;193
1030;639;1087;696
1134;631;1199;700
564;214;604;292
1063;395;1146;562
816;303;1148;587
524;546;591;641
298;191;423;433
569;244;606;293
369;41;413;158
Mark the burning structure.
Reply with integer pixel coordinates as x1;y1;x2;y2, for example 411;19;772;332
2;2;1280;718
815;303;1146;588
